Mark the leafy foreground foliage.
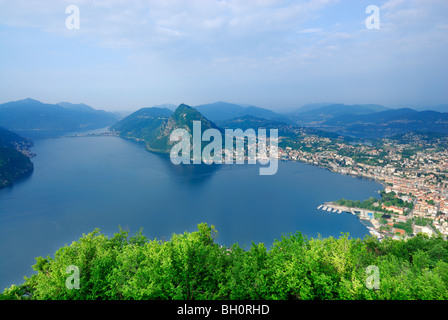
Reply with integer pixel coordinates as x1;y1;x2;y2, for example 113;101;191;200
2;223;448;300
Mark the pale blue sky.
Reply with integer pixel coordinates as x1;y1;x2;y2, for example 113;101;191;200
0;0;447;112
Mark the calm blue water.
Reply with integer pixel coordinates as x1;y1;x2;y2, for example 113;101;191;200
0;136;382;290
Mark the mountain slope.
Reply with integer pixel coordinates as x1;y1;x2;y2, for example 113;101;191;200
194;102;245;121
287;103;390;124
57;102;99;113
325;108;418;124
0;126;31;150
290;103;333;113
323;108;448;138
194;101;289;123
0;98;119;138
216;115;297;138
147;104;220;154
111;107;173;142
0;127;34;188
242;106;291;123
415;104;448;113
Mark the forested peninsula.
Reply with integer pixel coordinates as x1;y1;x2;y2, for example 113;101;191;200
0;127;34;188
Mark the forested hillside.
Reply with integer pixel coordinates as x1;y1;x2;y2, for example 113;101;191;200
0;127;34;188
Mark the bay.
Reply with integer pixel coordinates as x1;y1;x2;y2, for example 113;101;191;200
0;135;382;290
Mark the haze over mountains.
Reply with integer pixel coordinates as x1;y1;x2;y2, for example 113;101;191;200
321;108;448;138
1;98;447;142
414;104;448;113
109;102;447;156
194;101;291;124
287;104;390;125
0;97;447;188
0;98;119;138
110;107;174;144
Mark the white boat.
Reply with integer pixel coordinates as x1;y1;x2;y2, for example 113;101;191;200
323;206;328;210
317;205;323;210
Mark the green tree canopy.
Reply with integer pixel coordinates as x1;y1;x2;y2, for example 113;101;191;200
2;224;448;300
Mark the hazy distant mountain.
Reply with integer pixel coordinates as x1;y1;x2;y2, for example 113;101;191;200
0;98;119;138
414;104;448;113
216;115;296;137
216;114;346;141
194;101;290;123
112;103;358;159
152;103;178;111
216;114;285;130
57;102;98;113
322;108;448;138
194;102;246;121
243;106;292;123
281;103;448;138
325;108;418;124
0;126;33;188
290;103;333;113
287;103;390;124
111;107;173;142
112;100;448;146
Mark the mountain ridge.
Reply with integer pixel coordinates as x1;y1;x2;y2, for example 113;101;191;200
321;108;448;138
287;103;391;124
193;101;290;123
146;104;220;154
110;107;173;143
113;104;221;154
0;98;119;138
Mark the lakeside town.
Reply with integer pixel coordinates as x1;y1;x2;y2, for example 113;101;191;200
277;131;448;240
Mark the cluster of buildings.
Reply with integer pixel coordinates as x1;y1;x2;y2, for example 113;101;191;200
277;133;448;239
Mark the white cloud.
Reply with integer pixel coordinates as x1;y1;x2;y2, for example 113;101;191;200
0;0;446;109
381;0;406;11
0;1;337;44
298;28;322;33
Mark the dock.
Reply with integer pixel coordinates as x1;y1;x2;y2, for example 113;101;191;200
316;202;351;215
316;202;383;240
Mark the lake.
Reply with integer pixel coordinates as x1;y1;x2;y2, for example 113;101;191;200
0;135;383;290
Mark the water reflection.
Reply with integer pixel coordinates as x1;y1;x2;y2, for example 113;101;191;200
152;152;222;186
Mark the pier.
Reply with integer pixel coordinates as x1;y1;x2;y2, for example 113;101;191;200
316;202;383;239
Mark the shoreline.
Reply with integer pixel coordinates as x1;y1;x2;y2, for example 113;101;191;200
316;202;383;239
288;156;388;238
